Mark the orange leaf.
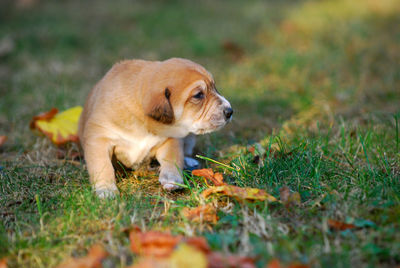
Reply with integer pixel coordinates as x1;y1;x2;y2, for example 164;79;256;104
327;219;356;231
0;258;7;268
30;106;82;145
213;173;225;186
192;168;215;180
267;259;310;268
266;259;282;268
182;204;218;224
287;264;310;268
202;185;277;202
129;227;256;268
185;237;211;254
0;136;6;147
130;227;182;258
208;252;256;268
192;168;226;186
56;244;108;268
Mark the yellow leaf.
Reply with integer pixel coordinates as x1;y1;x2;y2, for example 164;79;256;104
202;185;277;202
169;244;207;268
30;106;82;145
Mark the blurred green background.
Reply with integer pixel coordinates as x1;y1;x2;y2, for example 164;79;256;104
0;0;399;148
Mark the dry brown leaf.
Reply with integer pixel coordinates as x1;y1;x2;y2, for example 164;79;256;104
288;192;301;206
202;185;277;202
182;204;218;224
279;186;290;203
192;168;226;186
222;40;244;61
208;252;255;268
327;219;356;231
0;136;6;147
56;244;108;268
0;258;7;268
279;186;301;207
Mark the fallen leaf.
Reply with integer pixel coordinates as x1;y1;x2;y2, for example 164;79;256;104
128;257;169;268
279;186;301;208
208;252;255;268
192;168;214;181
192;168;226;186
222;40;244;60
182;204;218;224
130;228;182;258
185;237;211;254
327;219;356;231
130;244;208;268
287;264;310;268
0;258;7;268
202;185;277;202
30;106;82;145
279;186;290;203
266;259;310;268
169;244;208;268
129;227;255;268
0;136;6;147
266;259;282;268
288;192;301;206
56;244;108;268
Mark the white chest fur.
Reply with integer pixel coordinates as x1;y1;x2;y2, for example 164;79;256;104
112;127;166;168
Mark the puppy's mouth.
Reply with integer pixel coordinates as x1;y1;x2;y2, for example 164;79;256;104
193;113;232;135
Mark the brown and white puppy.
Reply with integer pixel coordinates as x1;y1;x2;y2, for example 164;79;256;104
78;58;232;198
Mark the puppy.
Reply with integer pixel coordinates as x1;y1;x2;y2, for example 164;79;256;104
78;58;233;198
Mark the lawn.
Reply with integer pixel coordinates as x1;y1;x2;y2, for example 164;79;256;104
0;0;399;267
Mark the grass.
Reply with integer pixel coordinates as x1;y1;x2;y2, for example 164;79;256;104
1;0;400;267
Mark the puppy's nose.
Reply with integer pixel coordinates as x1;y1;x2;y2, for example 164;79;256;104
223;107;233;120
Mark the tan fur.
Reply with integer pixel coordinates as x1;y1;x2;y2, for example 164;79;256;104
78;58;232;198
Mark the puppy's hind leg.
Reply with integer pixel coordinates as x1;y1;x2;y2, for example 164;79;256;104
156;138;184;191
83;138;119;198
183;134;199;170
183;134;196;156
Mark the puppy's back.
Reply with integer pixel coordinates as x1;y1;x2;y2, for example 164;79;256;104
78;59;151;141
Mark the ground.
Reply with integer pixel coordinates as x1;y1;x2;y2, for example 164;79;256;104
0;0;399;267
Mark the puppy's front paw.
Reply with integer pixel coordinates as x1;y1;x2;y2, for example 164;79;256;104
159;167;183;191
94;183;119;199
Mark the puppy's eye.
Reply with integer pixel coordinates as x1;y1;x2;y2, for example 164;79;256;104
193;91;204;100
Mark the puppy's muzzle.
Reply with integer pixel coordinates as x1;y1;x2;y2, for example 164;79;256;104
223;107;233;121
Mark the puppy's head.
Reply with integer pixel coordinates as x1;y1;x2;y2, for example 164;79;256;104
142;58;232;137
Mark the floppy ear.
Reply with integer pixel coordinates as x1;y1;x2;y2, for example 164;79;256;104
145;87;174;124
